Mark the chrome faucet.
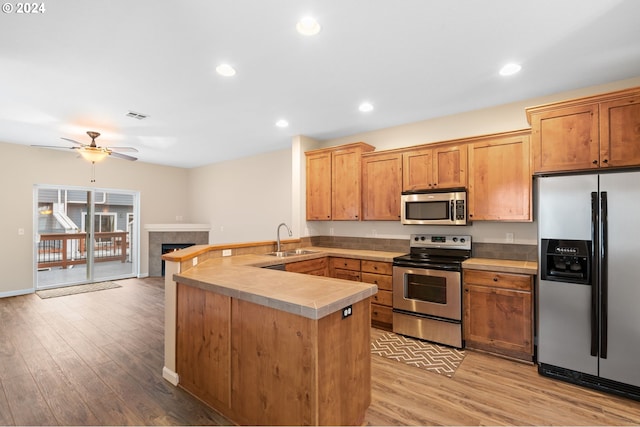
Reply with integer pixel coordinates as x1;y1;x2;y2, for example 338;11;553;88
277;222;292;253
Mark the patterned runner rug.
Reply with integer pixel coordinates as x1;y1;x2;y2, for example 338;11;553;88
36;281;122;299
371;332;465;377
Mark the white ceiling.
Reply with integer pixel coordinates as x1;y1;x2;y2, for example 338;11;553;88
1;0;639;168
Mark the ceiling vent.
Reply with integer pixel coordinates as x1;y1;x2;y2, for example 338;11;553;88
126;111;149;120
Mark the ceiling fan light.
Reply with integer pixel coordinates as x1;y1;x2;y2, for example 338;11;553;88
79;147;109;163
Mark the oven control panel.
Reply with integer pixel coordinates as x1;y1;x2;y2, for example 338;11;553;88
410;234;471;250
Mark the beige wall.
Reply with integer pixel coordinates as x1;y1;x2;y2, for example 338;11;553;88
187;148;293;245
0;141;189;296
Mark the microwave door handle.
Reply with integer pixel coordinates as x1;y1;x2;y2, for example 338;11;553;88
450;200;454;221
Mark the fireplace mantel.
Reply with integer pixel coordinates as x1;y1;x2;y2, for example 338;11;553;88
145;224;210;232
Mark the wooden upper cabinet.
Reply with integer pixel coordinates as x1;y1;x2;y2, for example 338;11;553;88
529;103;599;172
306;150;332;220
600;94;640;168
468;131;532;222
305;142;374;221
402;144;467;191
527;86;640;173
362;152;402;220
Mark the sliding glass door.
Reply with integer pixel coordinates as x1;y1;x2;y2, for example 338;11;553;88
34;185;139;289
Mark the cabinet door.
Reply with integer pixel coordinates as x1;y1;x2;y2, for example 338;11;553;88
306;151;332;220
468;134;532;221
332;148;362;220
530;104;599;172
600;94;640;168
402;148;433;191
285;258;328;276
362;153;402;220
432;144;467;189
464;284;533;361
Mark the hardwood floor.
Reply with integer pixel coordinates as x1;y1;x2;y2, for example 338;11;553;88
1;277;639;425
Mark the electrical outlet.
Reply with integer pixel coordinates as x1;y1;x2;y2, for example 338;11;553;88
222;249;232;257
506;232;514;243
329;227;334;236
372;229;377;237
192;256;198;266
342;305;352;319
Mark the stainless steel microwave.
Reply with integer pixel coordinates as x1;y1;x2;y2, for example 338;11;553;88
401;189;467;225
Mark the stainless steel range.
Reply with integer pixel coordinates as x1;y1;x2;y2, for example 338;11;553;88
392;234;471;348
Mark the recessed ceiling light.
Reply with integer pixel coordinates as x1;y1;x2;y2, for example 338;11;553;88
275;119;289;128
216;63;236;77
499;63;522;76
359;102;374;113
296;16;321;36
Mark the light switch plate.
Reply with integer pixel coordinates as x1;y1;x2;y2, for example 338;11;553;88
222;249;232;257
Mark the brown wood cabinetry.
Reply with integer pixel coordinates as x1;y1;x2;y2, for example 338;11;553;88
463;269;533;362
329;257;361;281
361;152;402;220
467;131;532;221
402;143;467;191
306;142;375;221
176;282;371;426
361;260;393;331
285;257;328;276
527;87;640;173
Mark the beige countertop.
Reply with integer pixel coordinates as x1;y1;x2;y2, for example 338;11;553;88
173;246;537;320
173;247;403;320
462;257;538;275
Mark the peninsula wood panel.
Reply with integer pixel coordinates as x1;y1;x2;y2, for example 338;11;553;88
231;298;371;426
176;284;231;408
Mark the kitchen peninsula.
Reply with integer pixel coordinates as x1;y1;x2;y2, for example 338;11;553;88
162;246;380;426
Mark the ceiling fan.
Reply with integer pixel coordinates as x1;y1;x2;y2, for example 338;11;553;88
33;131;138;162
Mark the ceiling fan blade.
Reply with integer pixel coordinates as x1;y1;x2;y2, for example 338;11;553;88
107;146;139;153
109;151;138;161
61;137;85;146
31;144;75;150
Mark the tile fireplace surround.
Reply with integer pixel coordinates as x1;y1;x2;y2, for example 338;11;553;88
146;224;209;277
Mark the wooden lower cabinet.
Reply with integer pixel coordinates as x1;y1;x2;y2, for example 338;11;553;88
176;283;372;426
463;269;533;362
330;257;361;281
285;257;328;276
361;260;393;331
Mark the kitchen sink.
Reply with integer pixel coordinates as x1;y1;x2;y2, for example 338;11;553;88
266;249;316;257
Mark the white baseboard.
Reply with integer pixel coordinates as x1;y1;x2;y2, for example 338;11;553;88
138;272;149;278
0;288;34;298
162;366;179;386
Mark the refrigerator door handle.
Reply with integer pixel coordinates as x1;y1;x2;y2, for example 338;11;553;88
600;191;608;359
590;191;599;357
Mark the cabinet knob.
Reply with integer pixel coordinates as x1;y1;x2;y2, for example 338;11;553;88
593;160;598;164
493;277;498;282
603;159;609;164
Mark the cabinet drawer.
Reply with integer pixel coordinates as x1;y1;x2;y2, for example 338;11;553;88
285;257;327;274
371;290;393;307
371;303;393;325
361;272;393;291
463;269;532;291
361;260;392;275
334;269;361;282
330;257;361;271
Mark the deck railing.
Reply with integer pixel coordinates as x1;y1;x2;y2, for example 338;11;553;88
37;231;128;269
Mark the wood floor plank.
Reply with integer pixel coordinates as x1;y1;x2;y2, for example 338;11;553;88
2;373;58;426
0;380;16;426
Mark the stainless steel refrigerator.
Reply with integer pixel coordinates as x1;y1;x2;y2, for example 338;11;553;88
537;171;640;400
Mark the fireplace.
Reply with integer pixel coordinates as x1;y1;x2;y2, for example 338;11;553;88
146;224;209;277
161;243;195;276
